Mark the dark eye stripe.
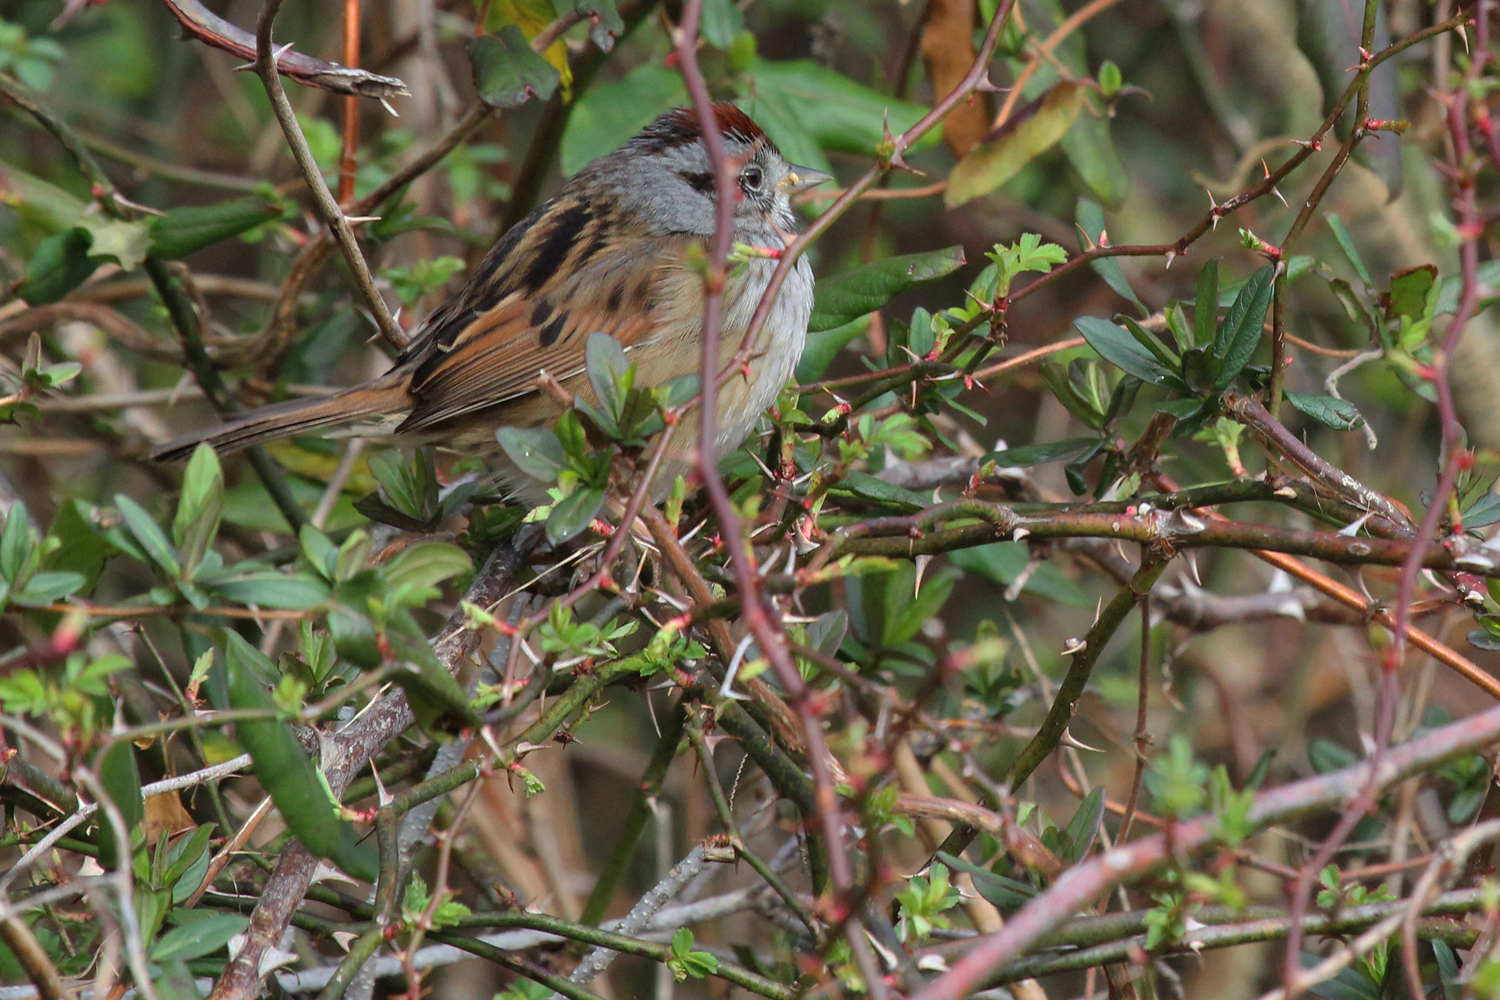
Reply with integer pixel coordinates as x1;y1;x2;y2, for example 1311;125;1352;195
683;171;716;195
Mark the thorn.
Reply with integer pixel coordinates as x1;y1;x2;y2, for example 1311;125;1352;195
274;41;296;59
1164;249;1177;269
343;215;382;224
972;77;1008;95
380;98;401;118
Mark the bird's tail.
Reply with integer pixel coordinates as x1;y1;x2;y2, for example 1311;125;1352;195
149;380;408;462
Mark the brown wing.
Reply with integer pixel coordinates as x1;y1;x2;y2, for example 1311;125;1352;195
391;193;693;434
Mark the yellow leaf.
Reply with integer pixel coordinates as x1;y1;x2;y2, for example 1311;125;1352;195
944;82;1087;207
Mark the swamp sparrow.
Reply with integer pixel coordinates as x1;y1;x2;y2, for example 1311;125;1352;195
153;103;829;501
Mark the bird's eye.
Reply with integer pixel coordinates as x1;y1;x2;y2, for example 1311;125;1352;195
740;165;764;193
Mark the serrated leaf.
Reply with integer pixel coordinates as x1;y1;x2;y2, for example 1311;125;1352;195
1211;265;1274;390
946;82;1087;207
808;247;966;333
1285;392;1365;431
468;26;560;110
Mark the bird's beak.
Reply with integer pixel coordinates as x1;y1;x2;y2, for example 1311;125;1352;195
781;165;833;194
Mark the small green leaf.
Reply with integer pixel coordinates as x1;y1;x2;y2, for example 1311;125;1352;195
1194;259;1220;347
496;427;567;483
699;0;743;48
1074;316;1183;389
149;198;286;259
468;26;560;109
984;437;1097;467
1076;199;1142;310
1386;264;1438;321
174;445;224;576
94;740;143;869
808;247;966;333
546;488;605;545
1324;212;1372;286
1285;392;1365;431
115;495;181;579
149;914;248;963
15;228;95;305
1211;265;1274;390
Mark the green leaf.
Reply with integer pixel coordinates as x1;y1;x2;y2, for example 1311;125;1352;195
1324;212;1372;286
1464;492;1500;529
808;247;966;333
546;488;605;545
204;569;330;609
741;58;933;161
381;542;472;598
94;740;143;869
224;631;377;881
936;852;1036;911
700;0;743;48
984;437;1096;467
173;445;224;577
1194;259;1219;347
12;570;86;606
1076;199;1141;310
1386;264;1437;321
1285;392;1365;431
795;316;868;384
560;64;687;175
1436;260;1500;315
585;332;632;423
948;541;1092;607
496;426;567;483
0;505;33;586
149;914;248;963
115;495;181;579
148;197;286;259
571;0;624;50
1063;786;1106;862
15;228;96;305
1074;316;1183;390
1211;265;1274;390
946;82;1088;207
468;26;560;110
1059;96;1127;209
0;162;88;232
829;470;928;512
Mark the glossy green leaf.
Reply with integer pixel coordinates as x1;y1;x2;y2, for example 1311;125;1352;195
1074;316;1183;390
1194;259;1219;347
11;570;86;606
946;82;1087;207
149;197;285;259
808;247;966;333
495;426;566;482
468;26;560;110
830;470;928;512
546;488;605;545
1211;265;1274;390
381;542;472;598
